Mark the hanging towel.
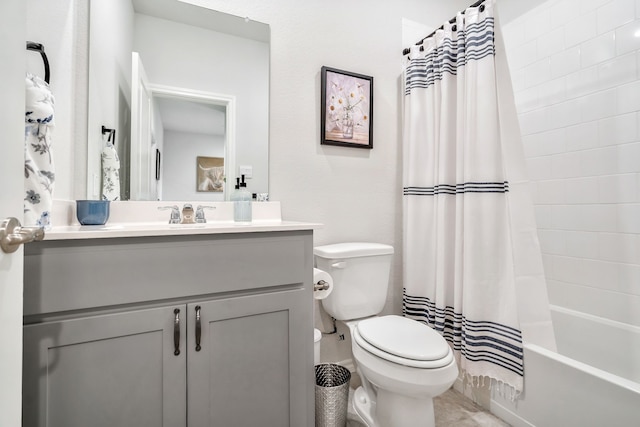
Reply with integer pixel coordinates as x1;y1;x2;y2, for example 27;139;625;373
24;73;55;229
101;135;121;201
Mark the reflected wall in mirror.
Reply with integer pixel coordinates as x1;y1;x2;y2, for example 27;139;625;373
144;83;234;201
87;0;269;201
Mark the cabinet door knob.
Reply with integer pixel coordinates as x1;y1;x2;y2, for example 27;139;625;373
174;308;181;356
195;305;202;352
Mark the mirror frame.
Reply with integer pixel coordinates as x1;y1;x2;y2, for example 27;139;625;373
86;0;269;202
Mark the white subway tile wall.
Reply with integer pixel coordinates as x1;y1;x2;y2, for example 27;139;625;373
504;0;640;327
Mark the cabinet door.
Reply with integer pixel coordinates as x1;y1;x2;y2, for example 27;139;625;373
23;305;187;427
187;289;309;427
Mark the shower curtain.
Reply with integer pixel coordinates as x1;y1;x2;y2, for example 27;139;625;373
402;0;553;398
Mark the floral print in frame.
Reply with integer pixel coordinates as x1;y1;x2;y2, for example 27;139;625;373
320;66;373;149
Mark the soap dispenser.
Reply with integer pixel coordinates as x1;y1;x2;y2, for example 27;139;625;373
231;177;240;200
233;175;252;222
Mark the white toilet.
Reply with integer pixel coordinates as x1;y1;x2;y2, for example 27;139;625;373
314;242;458;427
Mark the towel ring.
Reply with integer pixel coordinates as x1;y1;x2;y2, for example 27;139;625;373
26;41;50;84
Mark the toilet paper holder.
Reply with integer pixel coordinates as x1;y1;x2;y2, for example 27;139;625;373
313;268;333;300
314;280;330;292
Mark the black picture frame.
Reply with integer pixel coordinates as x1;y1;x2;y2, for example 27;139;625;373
155;149;161;181
321;66;373;149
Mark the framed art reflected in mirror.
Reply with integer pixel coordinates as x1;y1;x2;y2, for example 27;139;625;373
197;156;225;192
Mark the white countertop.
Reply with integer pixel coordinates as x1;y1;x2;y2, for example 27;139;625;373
44;220;321;240
43;200;322;240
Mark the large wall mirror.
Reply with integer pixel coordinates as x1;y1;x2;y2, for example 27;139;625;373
87;0;269;201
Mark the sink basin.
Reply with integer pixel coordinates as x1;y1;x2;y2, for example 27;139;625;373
79;224;125;231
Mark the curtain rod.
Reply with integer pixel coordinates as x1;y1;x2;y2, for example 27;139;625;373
402;0;486;56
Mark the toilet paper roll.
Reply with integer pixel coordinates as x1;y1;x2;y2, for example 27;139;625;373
313;268;333;300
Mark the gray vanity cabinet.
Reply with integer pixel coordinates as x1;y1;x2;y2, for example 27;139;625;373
187;290;304;426
22;231;314;427
23;305;187;427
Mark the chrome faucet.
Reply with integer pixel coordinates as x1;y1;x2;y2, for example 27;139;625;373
158;205;181;224
195;205;215;223
159;204;213;224
181;204;195;224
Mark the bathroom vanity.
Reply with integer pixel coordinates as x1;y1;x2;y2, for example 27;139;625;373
22;207;318;427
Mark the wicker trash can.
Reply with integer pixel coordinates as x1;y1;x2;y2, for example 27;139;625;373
315;363;351;427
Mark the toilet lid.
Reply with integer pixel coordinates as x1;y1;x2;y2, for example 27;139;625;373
356;315;452;367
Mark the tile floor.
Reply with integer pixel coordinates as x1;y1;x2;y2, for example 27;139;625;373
434;388;510;427
346;386;510;427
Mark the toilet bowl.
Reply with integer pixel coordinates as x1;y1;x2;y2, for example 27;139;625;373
347;316;458;427
314;243;458;427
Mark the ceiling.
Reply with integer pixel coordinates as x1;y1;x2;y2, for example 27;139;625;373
155;96;226;136
132;0;270;43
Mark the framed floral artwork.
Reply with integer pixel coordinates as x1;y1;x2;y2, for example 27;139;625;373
321;66;373;149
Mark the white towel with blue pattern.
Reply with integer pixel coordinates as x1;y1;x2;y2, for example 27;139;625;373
101;137;121;201
24;73;55;229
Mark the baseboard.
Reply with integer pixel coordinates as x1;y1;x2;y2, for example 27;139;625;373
489;399;535;427
453;377;534;427
453;377;464;393
335;358;356;373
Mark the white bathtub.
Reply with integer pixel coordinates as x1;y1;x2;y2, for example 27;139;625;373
490;305;640;427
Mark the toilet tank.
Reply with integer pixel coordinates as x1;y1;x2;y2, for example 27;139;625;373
314;242;394;321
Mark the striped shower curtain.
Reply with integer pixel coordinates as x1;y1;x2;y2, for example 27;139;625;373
402;0;553;398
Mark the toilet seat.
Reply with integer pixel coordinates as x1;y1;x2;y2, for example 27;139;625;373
354;315;453;369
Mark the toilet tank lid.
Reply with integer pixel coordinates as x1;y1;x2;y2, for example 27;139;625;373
314;242;394;259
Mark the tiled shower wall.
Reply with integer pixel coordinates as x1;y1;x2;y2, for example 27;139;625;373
503;0;640;327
